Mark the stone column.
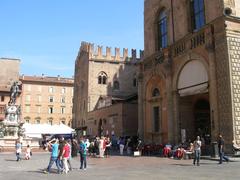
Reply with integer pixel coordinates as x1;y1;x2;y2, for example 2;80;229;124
172;90;180;143
166;75;174;143
207;48;219;140
137;71;144;140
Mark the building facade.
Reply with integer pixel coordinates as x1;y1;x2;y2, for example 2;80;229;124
0;58;21;121
73;42;142;137
139;0;240;152
20;75;74;126
86;95;138;137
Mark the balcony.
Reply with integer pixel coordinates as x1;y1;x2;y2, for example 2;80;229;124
173;25;214;57
142;25;214;72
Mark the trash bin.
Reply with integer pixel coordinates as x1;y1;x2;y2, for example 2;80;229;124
211;141;219;157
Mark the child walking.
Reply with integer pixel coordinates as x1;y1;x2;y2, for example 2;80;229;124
25;145;31;160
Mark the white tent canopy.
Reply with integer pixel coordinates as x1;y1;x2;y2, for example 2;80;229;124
23;123;75;138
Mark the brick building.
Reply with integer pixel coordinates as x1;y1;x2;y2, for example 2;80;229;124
73;42;142;137
20;75;74;126
87;95;138;137
139;0;240;152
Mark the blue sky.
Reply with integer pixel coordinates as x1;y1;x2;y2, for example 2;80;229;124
0;0;144;78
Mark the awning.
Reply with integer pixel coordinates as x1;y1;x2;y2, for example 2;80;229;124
178;60;208;97
23;123;75;138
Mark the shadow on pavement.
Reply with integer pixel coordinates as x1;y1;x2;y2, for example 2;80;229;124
27;169;47;174
171;164;193;166
5;159;17;161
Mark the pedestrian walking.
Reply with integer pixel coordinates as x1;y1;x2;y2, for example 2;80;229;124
105;137;111;157
57;137;64;169
193;136;201;166
67;139;73;171
218;134;229;164
25;145;32;160
61;140;70;174
44;138;62;174
99;137;105;158
79;139;87;170
15;140;22;161
119;137;125;155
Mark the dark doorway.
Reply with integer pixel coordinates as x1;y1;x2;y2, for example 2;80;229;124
98;119;103;137
194;99;211;145
153;106;160;132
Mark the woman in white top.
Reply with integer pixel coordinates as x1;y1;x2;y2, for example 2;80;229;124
25;145;31;160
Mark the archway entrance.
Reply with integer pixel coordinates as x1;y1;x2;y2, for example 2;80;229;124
194;99;211;145
177;60;210;144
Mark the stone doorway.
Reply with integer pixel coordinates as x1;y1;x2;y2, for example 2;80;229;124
178;93;210;144
194;99;211;145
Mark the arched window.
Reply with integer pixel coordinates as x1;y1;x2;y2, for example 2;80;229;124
152;88;160;97
191;0;205;30
102;76;107;84
60;118;66;125
98;72;108;85
24;117;30;124
35;117;41;124
98;76;102;84
157;10;167;49
113;81;120;90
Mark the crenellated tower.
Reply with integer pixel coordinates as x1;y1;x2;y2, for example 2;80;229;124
73;41;143;130
78;41;144;62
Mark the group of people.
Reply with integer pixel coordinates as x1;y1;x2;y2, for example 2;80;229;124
15;133;232;174
43;135;145;174
117;136;143;156
182;134;230;165
43;136;111;174
162;134;230;166
87;136;112;158
86;136;141;157
192;134;230;166
15;140;32;161
44;137;74;174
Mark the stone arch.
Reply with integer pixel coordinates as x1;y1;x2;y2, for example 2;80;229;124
172;53;211;145
152;88;160;97
178;60;208;96
24;116;31;123
98;71;108;85
144;68;167;89
60;118;66;124
145;75;165;100
154;6;168;25
154;7;169;50
35;117;41;124
173;53;209;92
144;74;167;143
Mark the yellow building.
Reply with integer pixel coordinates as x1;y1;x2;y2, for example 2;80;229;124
20;75;74;126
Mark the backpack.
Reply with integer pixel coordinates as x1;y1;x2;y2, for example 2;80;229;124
79;143;85;154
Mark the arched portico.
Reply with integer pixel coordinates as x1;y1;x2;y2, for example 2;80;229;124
174;57;211;151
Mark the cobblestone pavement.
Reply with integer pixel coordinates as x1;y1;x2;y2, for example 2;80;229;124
0;152;240;180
